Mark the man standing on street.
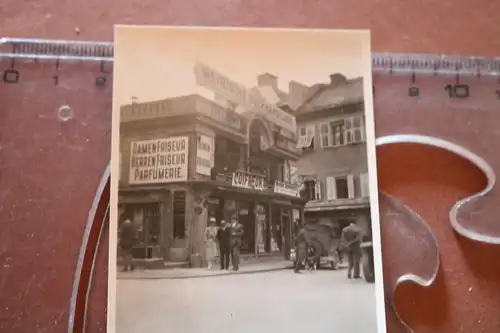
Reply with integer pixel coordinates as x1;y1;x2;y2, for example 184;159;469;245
217;220;231;270
119;218;137;272
341;222;362;279
229;218;244;271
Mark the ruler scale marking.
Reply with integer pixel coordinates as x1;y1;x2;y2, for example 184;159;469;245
0;38;499;76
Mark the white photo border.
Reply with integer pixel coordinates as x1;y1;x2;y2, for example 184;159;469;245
107;25;387;333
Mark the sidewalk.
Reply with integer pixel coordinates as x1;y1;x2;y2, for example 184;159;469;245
117;260;293;280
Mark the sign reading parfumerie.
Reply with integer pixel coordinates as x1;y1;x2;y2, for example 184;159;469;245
129;137;189;184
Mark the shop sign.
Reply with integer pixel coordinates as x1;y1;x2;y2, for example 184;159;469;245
129;136;189;184
196;134;214;176
274;180;300;197
231;170;265;191
194;62;297;133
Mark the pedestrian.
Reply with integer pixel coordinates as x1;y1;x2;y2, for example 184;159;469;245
119;218;137;272
205;217;219;270
341;222;362;279
229;218;244;271
216;219;231;270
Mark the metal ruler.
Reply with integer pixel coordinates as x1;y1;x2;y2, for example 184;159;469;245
1;37;499;333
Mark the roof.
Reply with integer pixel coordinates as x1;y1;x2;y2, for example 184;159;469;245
295;77;364;115
250;85;293;110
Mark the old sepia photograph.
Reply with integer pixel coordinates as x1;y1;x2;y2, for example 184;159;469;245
109;26;384;333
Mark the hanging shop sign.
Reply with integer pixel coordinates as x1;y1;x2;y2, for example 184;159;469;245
196;134;215;176
231;170;265;191
129;136;189;184
194;62;297;133
273;180;300;197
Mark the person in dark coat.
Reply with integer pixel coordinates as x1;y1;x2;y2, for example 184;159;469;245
229;218;244;271
119;218;137;272
341;222;362;279
216;220;231;270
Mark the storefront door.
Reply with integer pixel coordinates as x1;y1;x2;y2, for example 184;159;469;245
270;205;282;252
237;202;255;254
255;204;268;254
281;208;292;259
121;202;161;259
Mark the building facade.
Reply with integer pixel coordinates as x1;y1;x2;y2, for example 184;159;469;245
293;74;372;242
118;89;306;268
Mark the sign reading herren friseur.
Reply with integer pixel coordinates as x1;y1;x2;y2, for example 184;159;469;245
129;137;189;184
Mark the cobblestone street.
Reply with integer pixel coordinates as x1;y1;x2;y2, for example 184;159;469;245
116;267;378;333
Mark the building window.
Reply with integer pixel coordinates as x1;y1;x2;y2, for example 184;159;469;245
213;137;241;176
320;123;330;147
301;179;322;201
319;116;365;148
326;175;355;200
296;125;315;150
335;177;349;199
173;191;186;239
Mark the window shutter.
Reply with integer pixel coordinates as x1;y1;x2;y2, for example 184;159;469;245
345;118;353;144
296;127;306;148
347;174;355;199
314;181;322;201
305;124;315;148
360;173;370;197
352;116;363;143
326;176;337;200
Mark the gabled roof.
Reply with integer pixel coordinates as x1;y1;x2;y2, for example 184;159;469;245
295;77;364;114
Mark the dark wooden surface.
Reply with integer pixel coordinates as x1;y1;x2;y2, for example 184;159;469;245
1;1;500;332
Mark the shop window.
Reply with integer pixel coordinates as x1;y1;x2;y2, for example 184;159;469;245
173;191;186;239
144;204;160;245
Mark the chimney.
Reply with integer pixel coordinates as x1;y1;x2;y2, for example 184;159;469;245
257;73;278;89
329;73;347;87
288;80;310;108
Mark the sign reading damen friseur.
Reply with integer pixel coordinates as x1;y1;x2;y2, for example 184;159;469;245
129;137;189;184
